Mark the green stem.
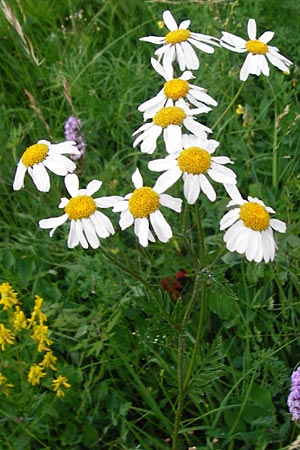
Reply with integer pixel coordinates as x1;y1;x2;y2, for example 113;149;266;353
183;204;207;391
99;246;178;330
268;79;278;190
212;81;245;131
171;203;207;449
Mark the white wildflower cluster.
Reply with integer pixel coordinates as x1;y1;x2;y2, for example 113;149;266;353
12;10;290;261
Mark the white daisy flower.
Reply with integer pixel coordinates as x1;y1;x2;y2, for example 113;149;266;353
138;58;218;121
220;18;293;81
39;174;120;249
149;134;237;204
140;10;219;71
220;185;286;263
13;139;80;192
133;98;212;155
113;168;182;247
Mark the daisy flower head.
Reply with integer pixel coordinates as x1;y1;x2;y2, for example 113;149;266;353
140;10;219;71
13;139;80;192
138;58;218;121
113;168;182;247
149;134;237;204
220;18;293;81
220;185;286;263
133;98;212;155
39;174;121;249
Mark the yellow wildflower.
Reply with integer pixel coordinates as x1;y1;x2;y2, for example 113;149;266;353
27;364;46;386
31;323;52;352
235;104;245;115
0;372;14;396
40;350;57;371
52;375;71;398
12;306;27;331
0;282;19;310
27;295;47;328
157;20;164;30
0;324;15;351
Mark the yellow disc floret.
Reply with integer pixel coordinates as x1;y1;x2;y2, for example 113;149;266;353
164;79;190;101
153;106;186;128
65;196;97;220
177;146;211;174
21;143;49;167
245;39;268;55
165;29;191;45
239;202;270;231
128;187;160;218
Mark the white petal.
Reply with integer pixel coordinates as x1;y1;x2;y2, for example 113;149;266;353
119;209;134;230
224;184;244;205
150;210;172;243
257;55;269;76
266;50;291;72
59;198;69;208
159;193;182;212
153;167;182;193
13;162;27;190
29;164;50;192
183;173;200;204
163;10;178;31
95;196;122;208
179;19;190;30
140;36;165;45
219;208;240;230
132;168;143;188
270;218;286;233
240;54;252;81
82;218;100;248
151;57;171;80
245;230;259;261
90;211;114;237
39;214;68;230
65;173;79;197
188;37;215;54
208;165;237;184
247;18;257;40
164;125;182;154
258;31;274;44
68;220;79;248
43;154;76;176
86;179;102;196
224;221;245;250
181;41;199;70
136;217;149;247
176;42;187;71
75;220;88;249
163;45;176;71
199;174;216;202
148;156;177;172
184;116;211;136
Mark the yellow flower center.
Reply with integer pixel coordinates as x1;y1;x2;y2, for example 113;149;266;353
165;29;191;45
153;106;186;128
21;143;49;167
177;146;211;174
239;202;270;231
164;79;190;101
245;39;268;55
65;196;96;220
128;187;160;218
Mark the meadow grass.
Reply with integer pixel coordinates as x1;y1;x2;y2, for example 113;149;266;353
0;0;300;448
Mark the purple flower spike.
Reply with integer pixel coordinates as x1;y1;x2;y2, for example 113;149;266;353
64;116;85;160
288;367;300;421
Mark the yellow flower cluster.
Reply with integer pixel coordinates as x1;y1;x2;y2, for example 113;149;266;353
0;282;71;398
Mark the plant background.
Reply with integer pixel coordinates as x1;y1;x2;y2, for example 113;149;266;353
0;0;300;448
